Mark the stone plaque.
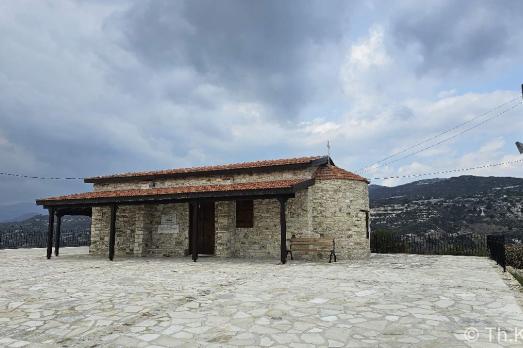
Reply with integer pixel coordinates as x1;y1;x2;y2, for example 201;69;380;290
158;211;179;234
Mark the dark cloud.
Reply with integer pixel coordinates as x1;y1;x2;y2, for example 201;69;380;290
391;1;523;75
117;0;351;118
1;0;522;212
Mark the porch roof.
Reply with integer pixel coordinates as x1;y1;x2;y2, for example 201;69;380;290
36;179;314;207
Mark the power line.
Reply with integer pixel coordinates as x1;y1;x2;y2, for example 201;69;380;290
364;101;522;171
2;156;523;186
371;158;523;181
359;97;521;172
0;172;84;180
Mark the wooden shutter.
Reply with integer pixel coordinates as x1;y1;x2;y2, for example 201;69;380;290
236;200;254;228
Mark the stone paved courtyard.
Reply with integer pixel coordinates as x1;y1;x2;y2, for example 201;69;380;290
1;247;523;347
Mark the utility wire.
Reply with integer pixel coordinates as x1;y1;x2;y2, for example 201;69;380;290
364;102;522;171
359;97;521;172
371;158;523;181
3;152;523;183
0;172;84;180
2;155;523;185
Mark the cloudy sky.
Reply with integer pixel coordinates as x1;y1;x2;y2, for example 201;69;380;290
1;0;523;209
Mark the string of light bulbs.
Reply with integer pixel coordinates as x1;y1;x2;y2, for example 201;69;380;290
0;172;84;180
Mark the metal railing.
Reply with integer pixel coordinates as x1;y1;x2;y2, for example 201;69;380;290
0;228;90;249
486;234;506;272
370;232;488;256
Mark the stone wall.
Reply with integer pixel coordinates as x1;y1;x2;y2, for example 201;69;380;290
132;205;154;256
90;205;141;257
287;190;312;237
233;199;281;258
217;192;309;259
309;179;370;259
147;203;189;257
215;201;235;257
89;206;108;256
89;203;189;257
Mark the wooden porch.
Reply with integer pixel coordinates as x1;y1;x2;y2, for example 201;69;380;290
37;179;314;264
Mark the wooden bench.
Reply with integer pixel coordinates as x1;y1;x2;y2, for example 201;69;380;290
287;235;337;263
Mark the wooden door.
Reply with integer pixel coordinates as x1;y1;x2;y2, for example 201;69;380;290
189;201;215;255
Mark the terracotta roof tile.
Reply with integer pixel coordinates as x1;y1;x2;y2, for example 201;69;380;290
37;179;310;205
85;156;326;182
314;165;369;183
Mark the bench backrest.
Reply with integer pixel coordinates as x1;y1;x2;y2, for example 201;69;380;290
289;237;334;252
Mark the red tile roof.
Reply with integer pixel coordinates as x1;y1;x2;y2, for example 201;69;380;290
37;179;312;205
314;165;369;183
84;156;327;183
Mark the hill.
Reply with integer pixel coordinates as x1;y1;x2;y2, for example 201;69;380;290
0;202;42;222
370;175;523;242
0;214;91;231
0;214;90;249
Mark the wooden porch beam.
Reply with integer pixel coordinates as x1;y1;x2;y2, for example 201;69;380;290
54;213;62;256
46;207;55;259
278;197;288;264
191;201;199;262
109;204;117;261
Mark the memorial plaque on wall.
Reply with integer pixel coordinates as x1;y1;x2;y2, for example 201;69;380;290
158;211;179;234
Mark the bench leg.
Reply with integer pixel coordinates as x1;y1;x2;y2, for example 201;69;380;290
329;251;337;263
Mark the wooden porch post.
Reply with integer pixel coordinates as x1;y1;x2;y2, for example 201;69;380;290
109;204;117;261
46;207;55;259
191;201;199;262
278;197;288;264
54;213;62;256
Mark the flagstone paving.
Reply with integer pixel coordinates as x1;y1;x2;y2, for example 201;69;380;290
1;247;522;347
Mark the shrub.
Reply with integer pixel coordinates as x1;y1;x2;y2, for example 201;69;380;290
505;244;523;269
509;269;523;286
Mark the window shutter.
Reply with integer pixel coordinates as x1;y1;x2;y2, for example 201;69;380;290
236;200;254;228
